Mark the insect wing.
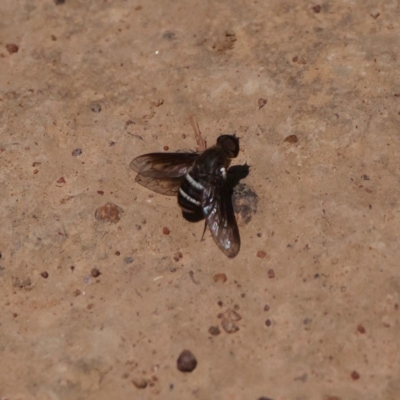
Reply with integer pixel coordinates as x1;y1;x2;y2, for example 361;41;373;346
202;182;240;258
130;152;199;196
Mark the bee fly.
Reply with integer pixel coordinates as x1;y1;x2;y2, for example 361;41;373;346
130;135;245;258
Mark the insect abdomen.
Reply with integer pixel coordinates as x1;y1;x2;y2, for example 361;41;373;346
178;171;204;214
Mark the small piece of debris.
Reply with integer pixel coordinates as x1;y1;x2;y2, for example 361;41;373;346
292;56;307;64
74;289;82;296
208;326;221;336
265;319;272;327
12;277;23;288
152;98;164;107
124;257;134;264
173;252;183;262
264;304;270;312
54;0;65;4
258;397;274;400
91;103;102;113
91;268;101;278
177;350;197;372
257;250;266;258
312;5;321;13
95;202;123;223
72;148;82;157
163;227;170;235
189;270;199;284
258;98;267;109
267;269;275;279
57;177;66;184
132;377;147;389
6;44;19;54
40;271;49;279
213;273;227;283
284;135;298;144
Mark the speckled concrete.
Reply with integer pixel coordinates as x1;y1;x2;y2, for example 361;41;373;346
1;1;400;399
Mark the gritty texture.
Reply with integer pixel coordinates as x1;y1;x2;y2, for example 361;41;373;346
1;1;400;400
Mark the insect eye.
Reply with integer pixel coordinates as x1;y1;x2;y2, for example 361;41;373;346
217;135;239;158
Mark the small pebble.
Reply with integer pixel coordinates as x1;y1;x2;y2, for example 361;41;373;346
132;377;147;389
213;273;227;283
6;44;19;54
40;271;49;279
208;326;221;336
351;370;360;380
72;148;82;157
177;350;197;372
267;269;275;279
312;5;321;13
357;325;366;334
257;250;266;258
91;268;101;278
284;135;298;144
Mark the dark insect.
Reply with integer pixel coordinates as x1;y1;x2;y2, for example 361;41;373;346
130;135;247;258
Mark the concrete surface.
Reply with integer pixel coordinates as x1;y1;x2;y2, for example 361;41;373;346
1;0;400;399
